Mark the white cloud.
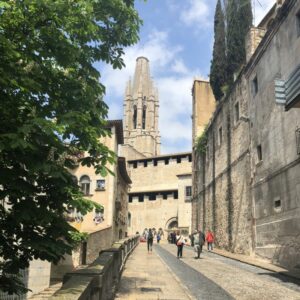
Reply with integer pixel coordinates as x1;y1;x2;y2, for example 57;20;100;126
171;60;189;75
180;0;210;27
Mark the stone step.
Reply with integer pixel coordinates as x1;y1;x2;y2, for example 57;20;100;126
29;282;62;299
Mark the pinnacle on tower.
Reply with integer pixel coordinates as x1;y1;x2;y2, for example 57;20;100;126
122;57;161;158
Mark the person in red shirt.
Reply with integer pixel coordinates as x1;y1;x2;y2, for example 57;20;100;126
206;230;214;251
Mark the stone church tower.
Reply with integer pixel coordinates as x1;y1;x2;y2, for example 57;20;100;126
122;57;161;160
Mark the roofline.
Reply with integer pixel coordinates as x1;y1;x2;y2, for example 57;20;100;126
127;151;192;163
245;0;297;77
106;120;124;145
257;3;276;28
193;79;209;84
129;189;178;195
176;173;192;177
136;56;149;62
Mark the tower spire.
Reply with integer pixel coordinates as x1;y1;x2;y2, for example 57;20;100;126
122;57;161;159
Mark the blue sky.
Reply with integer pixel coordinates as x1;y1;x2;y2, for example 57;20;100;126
101;0;275;154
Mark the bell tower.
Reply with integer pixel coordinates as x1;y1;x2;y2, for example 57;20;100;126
123;57;161;159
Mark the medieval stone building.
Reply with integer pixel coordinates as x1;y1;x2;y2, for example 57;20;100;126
121;57;192;236
192;0;300;271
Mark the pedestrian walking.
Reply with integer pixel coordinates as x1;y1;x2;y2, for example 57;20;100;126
175;231;185;258
206;230;214;251
172;231;177;244
147;228;154;252
157;233;161;244
143;228;148;239
193;229;205;259
158;228;164;240
189;233;195;247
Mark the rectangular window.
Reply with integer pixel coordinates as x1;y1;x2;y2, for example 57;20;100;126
185;186;192;197
163;193;168;200
257;144;262;162
297;11;300;37
176;157;181;163
96;179;105;190
252;76;258;96
174;191;178;199
149;194;156;201
144;161;148;167
234;102;240;124
274;198;281;209
218;126;223;145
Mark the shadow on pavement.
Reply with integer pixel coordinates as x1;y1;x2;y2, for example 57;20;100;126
257;272;300;286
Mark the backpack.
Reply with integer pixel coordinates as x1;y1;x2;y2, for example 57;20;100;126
148;231;153;239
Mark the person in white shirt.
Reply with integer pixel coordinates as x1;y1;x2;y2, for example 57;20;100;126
175;231;185;258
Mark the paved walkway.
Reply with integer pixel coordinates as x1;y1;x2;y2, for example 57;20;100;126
115;243;193;300
212;247;300;281
116;242;300;300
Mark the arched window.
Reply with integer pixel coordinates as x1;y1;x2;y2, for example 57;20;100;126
133;105;137;129
80;175;90;195
142;105;146;129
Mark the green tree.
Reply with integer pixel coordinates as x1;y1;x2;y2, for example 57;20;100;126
237;0;253;63
226;0;252;83
210;0;227;101
226;0;241;83
0;0;141;294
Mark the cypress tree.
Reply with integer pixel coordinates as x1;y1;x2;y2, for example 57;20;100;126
226;0;242;83
238;0;253;63
210;0;227;101
226;0;253;83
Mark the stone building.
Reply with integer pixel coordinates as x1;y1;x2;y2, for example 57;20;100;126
121;57;192;236
51;120;131;281
68;120;131;241
68;120;131;240
192;0;300;271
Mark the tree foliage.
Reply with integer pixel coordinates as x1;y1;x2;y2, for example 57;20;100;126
226;0;242;83
0;0;141;294
210;0;227;101
226;0;252;83
237;0;253;63
195;128;208;154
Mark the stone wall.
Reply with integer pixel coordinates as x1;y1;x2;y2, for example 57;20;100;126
51;227;114;280
193;77;253;255
86;227;114;264
245;0;300;269
193;0;300;270
127;153;192;235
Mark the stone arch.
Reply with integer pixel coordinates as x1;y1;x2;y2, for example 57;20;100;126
165;217;178;230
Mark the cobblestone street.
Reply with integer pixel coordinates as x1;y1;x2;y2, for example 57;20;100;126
116;242;300;300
